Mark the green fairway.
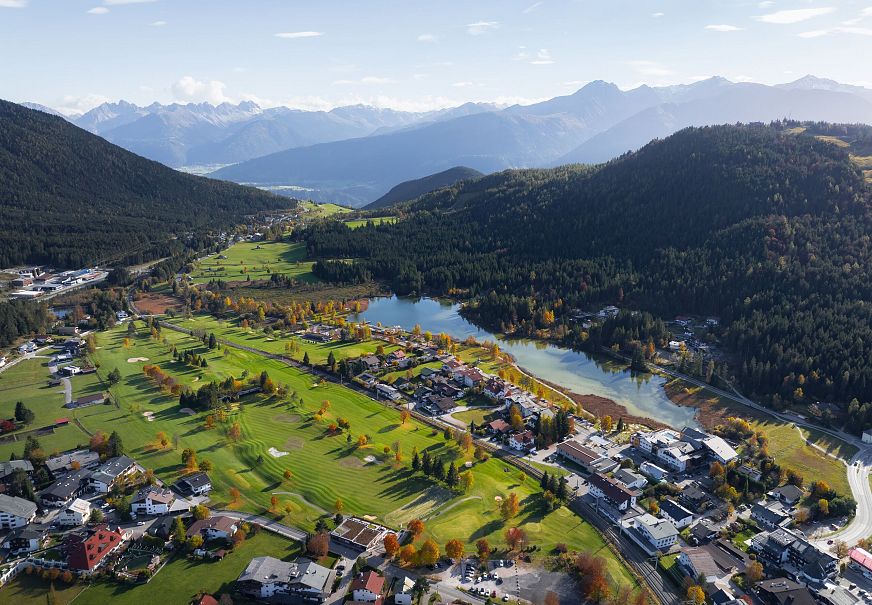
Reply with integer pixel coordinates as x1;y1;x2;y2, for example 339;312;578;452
167;314;397;366
0;357;66;428
188;240;319;284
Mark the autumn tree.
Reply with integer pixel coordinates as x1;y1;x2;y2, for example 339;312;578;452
505;527;527;551
460;471;475;492
445;539;464;561
407;518;425;539
229;487;241;506
476;538;490;562
746;561;764;584
307;532;330;557
400;409;411;425
419;539;440;566
384;533;400;557
334;499;344;514
399;544;418;566
601;415;613;433
500;492;520;521
687;585;705;605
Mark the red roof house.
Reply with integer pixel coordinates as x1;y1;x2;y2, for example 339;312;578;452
65;524;126;571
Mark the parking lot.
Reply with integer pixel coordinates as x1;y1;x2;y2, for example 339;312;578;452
457;558;517;601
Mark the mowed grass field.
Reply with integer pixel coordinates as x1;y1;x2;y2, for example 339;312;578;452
7;529;299;605
167;314;398;366
300;201;352;217
188;241;319;285
2;319;636;592
344;217;398;229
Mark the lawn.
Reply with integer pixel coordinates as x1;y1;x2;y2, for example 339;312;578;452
300;201;352;217
344;217;398;229
452;407;501;426
0;357;66;429
166;314;397;366
0;573;87;605
188;240;319;285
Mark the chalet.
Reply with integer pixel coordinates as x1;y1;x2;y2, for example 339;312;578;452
689;521;718;545
2;527;45;556
588;473;638;511
387;350;410;368
350;570;385;603
455;367;486;388
65;524;126;573
678;547;726;584
148;515;177;542
85;456;136;493
187;515;239;541
442;359;464;373
236;557;332;602
640;461;669;482
58;498;91;526
0;460;33;483
487;419;512;435
508;430;535;451
418;367;438;380
331;517;390;552
0;494;38;528
176;471;212;496
679;483;710;512
427;396;459;415
483;378;506;400
737;464;763;482
659;499;695;529
131;487;175;516
357;373;379;388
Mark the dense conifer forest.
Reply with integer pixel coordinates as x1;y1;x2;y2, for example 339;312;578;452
300;123;872;424
0;100;292;268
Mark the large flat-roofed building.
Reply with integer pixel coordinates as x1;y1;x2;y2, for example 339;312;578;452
556;440;618;473
330;517;391;552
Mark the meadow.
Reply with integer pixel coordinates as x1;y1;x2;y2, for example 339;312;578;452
343;216;398;229
187;240;318;285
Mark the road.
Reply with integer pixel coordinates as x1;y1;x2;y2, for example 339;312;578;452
211;509;308;542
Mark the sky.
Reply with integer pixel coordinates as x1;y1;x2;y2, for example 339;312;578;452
2;0;871;114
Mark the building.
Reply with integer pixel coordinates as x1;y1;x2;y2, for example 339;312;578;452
588;473;638;511
65;393;108;409
508;430;535;451
131;487;175;516
634;513;679;551
58;498;91;526
751;503;792;531
756;578;816;605
350;570;385;603
2;527;45;556
0;460;33;482
359;355;381;372
187;515;239;541
487;419;511;435
65;524;126;573
613;468;647;490
85;456;136;493
375;383;402;402
640;461;669;482
176;471;212;496
41;467;91;506
659;499;695;529
556;440;618;473
331;518;391;552
678;547;725;584
849;547;872;579
236;556;332;601
394;577;415;605
45;450;100;476
688;521;718;545
0;493;38;528
863;429;872;444
679;483;711;512
769;484;805;506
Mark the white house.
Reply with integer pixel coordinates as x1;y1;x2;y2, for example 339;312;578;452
640;461;669;481
351;570;385;603
85;456;136;493
613;469;648;490
187;515;239;541
863;430;872;445
0;494;38;529
634;513;679;551
57;498;91;526
659;499;695;529
130;487;175;516
394;577;415;605
375;383;402;401
176;471;212;496
508;430;535;451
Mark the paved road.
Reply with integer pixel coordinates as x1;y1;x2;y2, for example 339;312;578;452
212;509;308;542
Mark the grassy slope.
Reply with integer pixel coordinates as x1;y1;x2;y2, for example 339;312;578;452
188;240;318;285
344;217;398;229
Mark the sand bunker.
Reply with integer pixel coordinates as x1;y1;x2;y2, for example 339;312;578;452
142;411;155;422
494;495;503;503
340;457;364;468
127;357;149;363
268;447;289;458
273;414;301;423
179;407;196;416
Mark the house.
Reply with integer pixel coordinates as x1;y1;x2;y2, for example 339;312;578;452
678;547;725;584
769;484;805;506
65;524;126;572
633;513;679;552
359;355;381;372
177;471;212;496
613;469;647;490
18;342;36;354
387;350;410;368
428;396;459;415
640;461;669;482
752;503;792;530
756;578;816;605
394;577;415;605
148;515;178;542
331;518;391;552
0;460;33;483
236;556;332;601
455;367;486;388
508;430;535;451
659;499;695;529
863;429;872;445
737;464;763;483
787;537;838;587
131;487;175;516
588;473;638;511
351;570;385;603
45;450;100;476
2;527;45;556
375;383;402;402
487;419;511;435
689;521;718;545
556;440;616;473
85;456;136;493
60;365;82;376
0;493;38;528
849;547;872;579
57;326;80;336
41;468;91;506
751;528;799;566
115;311;129;322
358;373;379;388
483;378;506;400
187;515;239;541
58;498;91;526
65;392;108;409
679;483;710;512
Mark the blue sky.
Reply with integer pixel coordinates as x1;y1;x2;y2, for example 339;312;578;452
2;0;871;113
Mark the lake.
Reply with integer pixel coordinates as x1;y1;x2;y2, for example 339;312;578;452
351;296;698;428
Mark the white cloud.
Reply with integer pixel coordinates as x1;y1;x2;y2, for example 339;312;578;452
523;2;543;14
863;7;872;17
452;81;475;88
705;24;743;32
0;0;27;7
104;0;156;4
333;76;395;86
529;49;554;65
651;12;665;18
628;60;673;77
799;25;872;37
417;33;438;42
754;7;835;24
274;31;323;39
171;76;232;104
151;20;166;26
758;0;775;7
88;6;109;14
466;21;499;35
56;93;112;115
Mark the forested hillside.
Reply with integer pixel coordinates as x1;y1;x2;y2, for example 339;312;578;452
365;166;484;210
0;100;291;268
300;123;872;423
